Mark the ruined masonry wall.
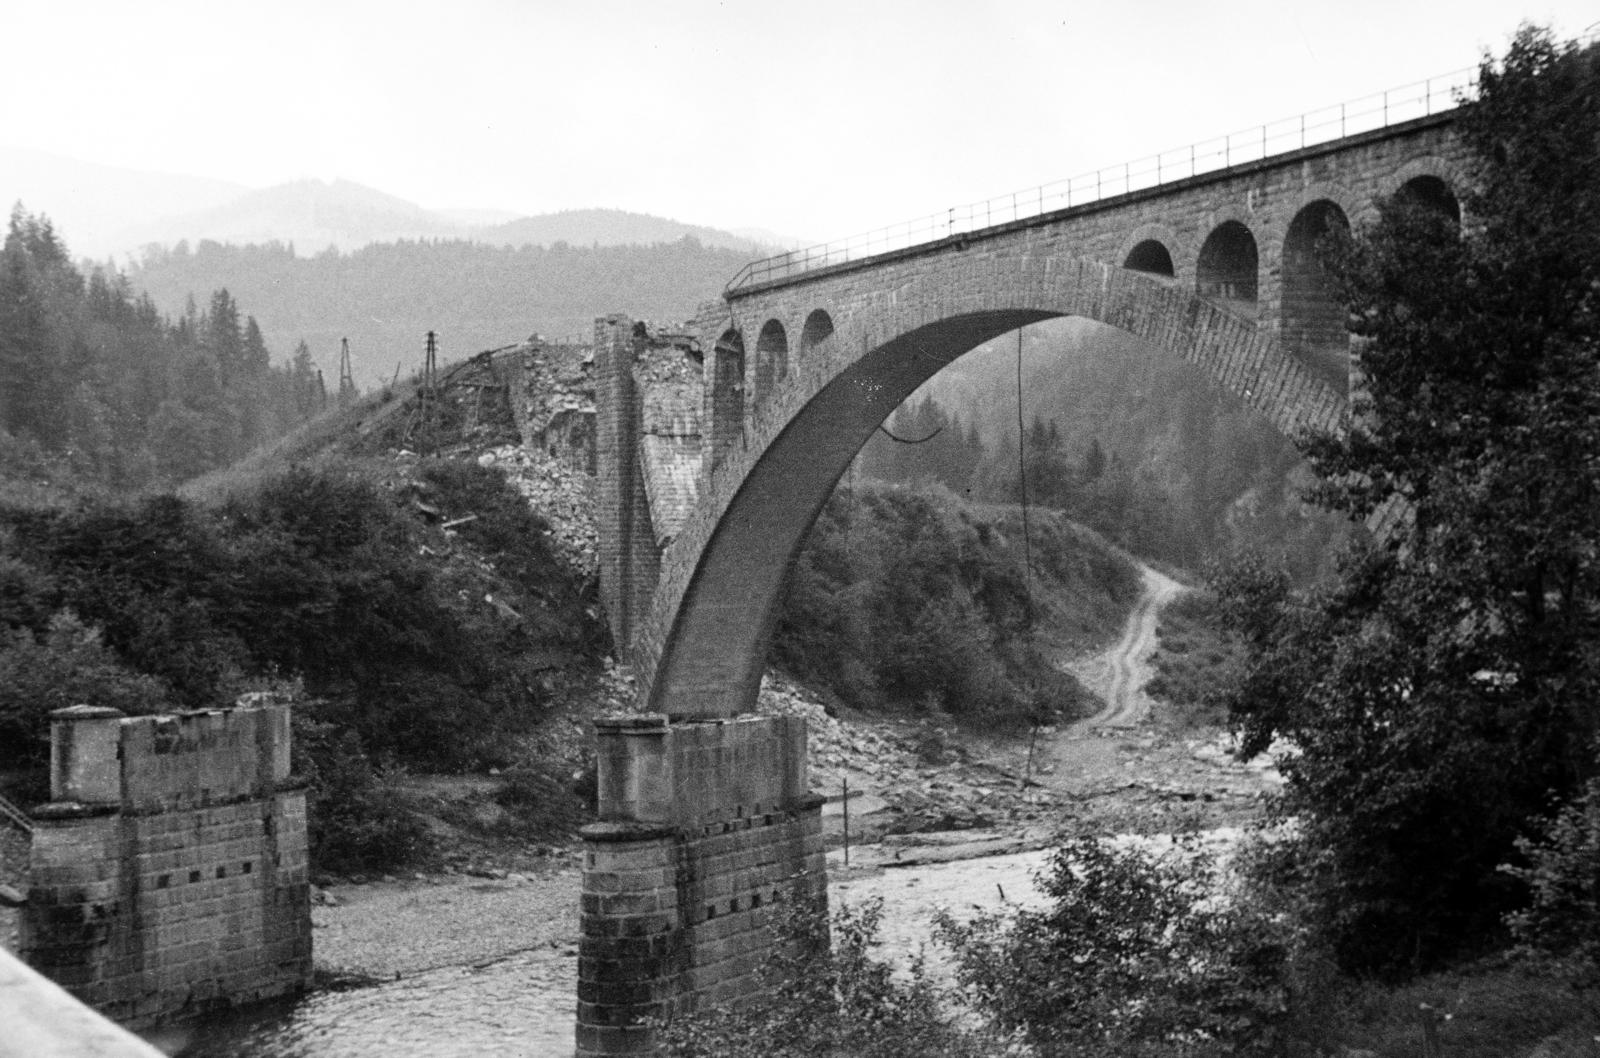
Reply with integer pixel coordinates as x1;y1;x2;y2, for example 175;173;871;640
578;715;825;1057
22;702;311;1028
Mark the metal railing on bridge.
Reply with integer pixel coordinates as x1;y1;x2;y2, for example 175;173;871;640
0;789;33;834
724;34;1591;295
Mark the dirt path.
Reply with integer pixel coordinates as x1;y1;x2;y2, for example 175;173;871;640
1070;565;1186;728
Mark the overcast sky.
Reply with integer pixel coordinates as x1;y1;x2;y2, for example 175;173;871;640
4;0;1597;244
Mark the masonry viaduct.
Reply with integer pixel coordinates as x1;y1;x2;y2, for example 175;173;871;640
580;108;1469;1056
598;110;1467;722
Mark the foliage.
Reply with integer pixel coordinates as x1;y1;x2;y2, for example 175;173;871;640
1144;587;1238;730
936;835;1296;1057
0;206;325;489
772;481;1134;723
657;897;995;1058
1505;771;1600;984
1211;27;1600;976
0;612;168;765
0;459;605;773
293;712;432;875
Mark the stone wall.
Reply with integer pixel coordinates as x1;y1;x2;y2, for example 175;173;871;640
21;700;311;1028
577;714;825;1057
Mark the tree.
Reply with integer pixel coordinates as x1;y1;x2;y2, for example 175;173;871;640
1218;27;1600;974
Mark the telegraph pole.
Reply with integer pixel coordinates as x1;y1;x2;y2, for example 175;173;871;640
338;337;357;407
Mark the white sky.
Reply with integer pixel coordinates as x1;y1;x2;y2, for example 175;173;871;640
3;0;1596;243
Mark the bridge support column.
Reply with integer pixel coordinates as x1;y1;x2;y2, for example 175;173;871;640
594;315;661;658
577;714;826;1057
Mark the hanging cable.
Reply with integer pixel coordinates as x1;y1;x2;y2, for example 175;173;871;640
877;423;944;444
1015;327;1034;607
1016;325;1041;795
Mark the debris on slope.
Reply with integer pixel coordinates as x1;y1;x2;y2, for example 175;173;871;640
476;444;599;576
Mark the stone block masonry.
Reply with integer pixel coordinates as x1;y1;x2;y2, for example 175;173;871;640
21;699;311;1029
578;714;826;1057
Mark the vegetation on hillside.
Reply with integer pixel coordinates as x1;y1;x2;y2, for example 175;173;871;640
0;206;324;489
0;458;607;868
1205;26;1600;976
772;481;1140;724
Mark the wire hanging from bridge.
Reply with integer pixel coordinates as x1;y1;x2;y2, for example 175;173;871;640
876;423;944;444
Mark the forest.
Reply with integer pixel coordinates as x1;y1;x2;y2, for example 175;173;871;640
0;205;324;489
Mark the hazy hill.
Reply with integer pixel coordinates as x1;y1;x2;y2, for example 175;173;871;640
124;237;757;387
0;146;800;264
476;209;776;254
0;145;245;261
116;178;471;255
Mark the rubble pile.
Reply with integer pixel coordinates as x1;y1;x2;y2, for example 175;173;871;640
757;676;1063;835
476;445;599;576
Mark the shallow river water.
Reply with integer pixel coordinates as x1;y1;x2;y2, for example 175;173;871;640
159;849;1053;1058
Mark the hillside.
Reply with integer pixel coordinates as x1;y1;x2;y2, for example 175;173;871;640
124;237;758;388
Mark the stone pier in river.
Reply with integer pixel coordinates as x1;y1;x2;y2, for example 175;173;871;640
21;700;312;1028
577;713;826;1056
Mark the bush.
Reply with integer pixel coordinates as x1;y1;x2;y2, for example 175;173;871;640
1505;773;1600;984
658;896;994;1058
936;835;1296;1057
293;713;432;875
773;482;1132;724
0;612;168;767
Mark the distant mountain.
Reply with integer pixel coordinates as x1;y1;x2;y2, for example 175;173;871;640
475;209;779;253
730;226;810;251
0;147;789;263
0;145;246;261
116;178;472;255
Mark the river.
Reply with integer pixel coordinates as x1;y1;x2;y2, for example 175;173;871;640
159;848;1055;1058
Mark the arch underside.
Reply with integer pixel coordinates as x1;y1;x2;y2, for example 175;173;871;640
641;260;1348;717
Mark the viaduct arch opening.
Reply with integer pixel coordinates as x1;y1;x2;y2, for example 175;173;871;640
1196;220;1259;314
711;329;745;465
754;319;789;404
1124;239;1176;278
1396;174;1461;223
1281;200;1353;391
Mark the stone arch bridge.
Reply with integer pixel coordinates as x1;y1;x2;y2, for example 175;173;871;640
596;109;1466;722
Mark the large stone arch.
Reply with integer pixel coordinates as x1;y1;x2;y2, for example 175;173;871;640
636;258;1345;717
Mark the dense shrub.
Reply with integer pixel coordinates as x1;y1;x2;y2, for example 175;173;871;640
1505;773;1600;984
0;612;168;766
936;836;1297;1057
0;459;605;773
